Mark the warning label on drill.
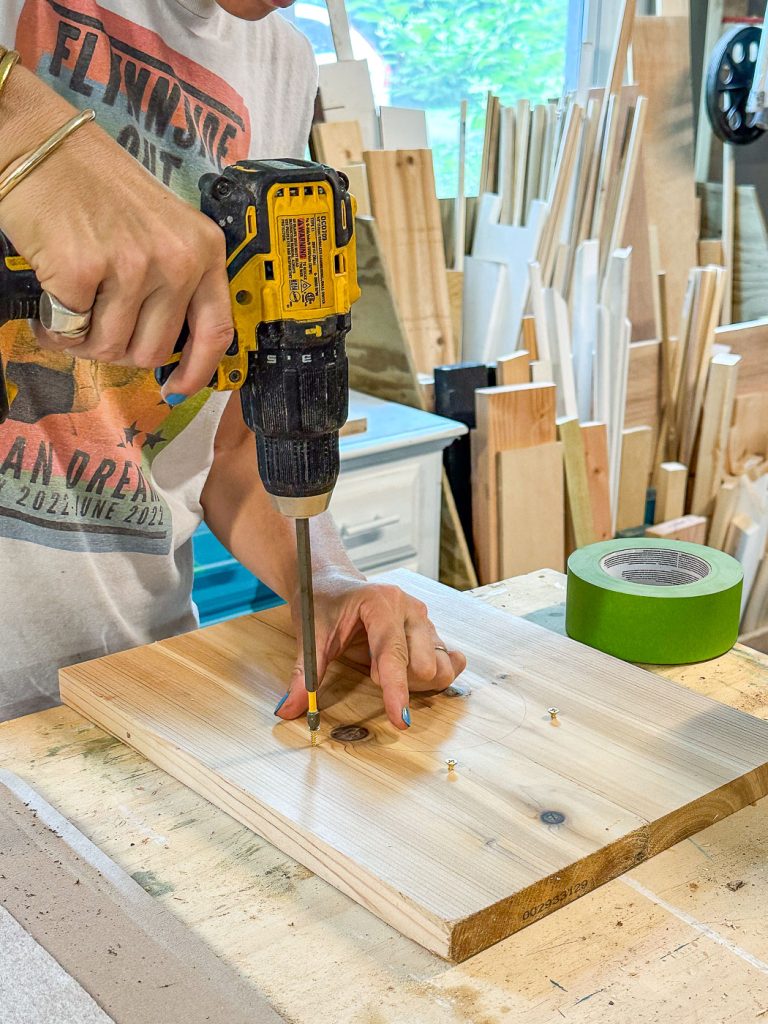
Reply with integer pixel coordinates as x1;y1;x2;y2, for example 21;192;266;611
280;215;329;312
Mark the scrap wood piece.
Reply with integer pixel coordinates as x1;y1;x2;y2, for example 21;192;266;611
690;352;741;517
479;92;501;195
311;119;363;168
364;149;456;375
325;0;355;62
632;16;699;332
581;422;613;542
496;350;531;386
497;442;565;577
61;569;768;962
545;289;578;419
617;426;653;532
654;463;688;525
646;514;708;544
453;99;468;272
709;480;739;550
461;257;506;365
557;417;595;551
472;383;557;584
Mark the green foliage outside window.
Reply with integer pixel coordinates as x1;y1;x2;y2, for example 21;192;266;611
342;0;568;196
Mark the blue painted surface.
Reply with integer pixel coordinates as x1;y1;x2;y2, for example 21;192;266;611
192;523;281;627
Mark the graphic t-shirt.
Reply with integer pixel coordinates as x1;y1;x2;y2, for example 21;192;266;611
0;0;318;720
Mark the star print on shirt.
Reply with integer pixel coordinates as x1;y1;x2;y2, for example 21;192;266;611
123;422;141;446
143;430;165;450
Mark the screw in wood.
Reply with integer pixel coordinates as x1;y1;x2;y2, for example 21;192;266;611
547;707;560;722
446;758;457;773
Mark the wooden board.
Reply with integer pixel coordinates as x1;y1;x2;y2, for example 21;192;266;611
496;350;531;386
472;384;557;584
497;442;565;577
364;150;456;374
60;569;768;963
310;120;364;168
690;352;741;517
581;421;613;542
379;107;429;151
646;514;708;544
632;17;699;329
558;417;595;551
654;462;688;524
617;425;653;531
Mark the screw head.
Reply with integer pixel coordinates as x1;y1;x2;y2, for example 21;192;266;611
446;758;457;772
547;707;560;721
228;370;243;384
213;178;232;200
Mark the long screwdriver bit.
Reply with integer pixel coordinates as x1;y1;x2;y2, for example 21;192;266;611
295;517;320;745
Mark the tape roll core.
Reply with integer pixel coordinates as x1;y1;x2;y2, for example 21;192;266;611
566;539;743;664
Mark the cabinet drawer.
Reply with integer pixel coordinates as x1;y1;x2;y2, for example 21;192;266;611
330;461;422;573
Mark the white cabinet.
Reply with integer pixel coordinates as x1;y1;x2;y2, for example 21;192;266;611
335;392;466;579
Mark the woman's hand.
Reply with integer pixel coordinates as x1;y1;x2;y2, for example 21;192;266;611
275;568;467;729
0;67;233;397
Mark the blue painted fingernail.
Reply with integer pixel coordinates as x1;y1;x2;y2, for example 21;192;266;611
401;706;411;727
164;393;186;407
274;692;289;716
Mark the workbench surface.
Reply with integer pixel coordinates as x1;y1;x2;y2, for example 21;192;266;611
2;569;768;1024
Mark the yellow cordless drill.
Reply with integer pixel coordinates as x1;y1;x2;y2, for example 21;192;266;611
0;158;362;745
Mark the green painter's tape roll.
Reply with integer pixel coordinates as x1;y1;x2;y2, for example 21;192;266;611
566;539;743;664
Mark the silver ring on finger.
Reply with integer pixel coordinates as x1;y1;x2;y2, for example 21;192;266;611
39;290;93;339
435;644;449;654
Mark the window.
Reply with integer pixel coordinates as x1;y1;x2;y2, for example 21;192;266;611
285;1;568;197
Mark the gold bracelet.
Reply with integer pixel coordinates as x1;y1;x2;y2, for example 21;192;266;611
0;108;96;203
0;49;20;96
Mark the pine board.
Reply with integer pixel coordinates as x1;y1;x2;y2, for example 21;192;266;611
497;442;565;578
364;149;456;375
632;17;698;328
472;384;557;585
61;570;768;963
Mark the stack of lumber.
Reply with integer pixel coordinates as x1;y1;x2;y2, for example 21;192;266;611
313;0;768;639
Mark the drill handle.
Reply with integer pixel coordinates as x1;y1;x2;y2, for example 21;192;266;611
154;325;190;390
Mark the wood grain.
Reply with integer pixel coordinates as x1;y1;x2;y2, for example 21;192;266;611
654;462;688;524
472;384;557;584
557;417;594;552
60;570;768;963
364;150;455;374
690;353;741;517
699;185;768;325
497;442;564;577
617;426;653;531
581;422;613;542
311;120;364;168
632;17;699;328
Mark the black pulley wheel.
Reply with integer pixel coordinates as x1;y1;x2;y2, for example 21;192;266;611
706;24;764;145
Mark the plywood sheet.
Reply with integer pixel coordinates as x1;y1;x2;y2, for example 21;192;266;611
61;570;768;963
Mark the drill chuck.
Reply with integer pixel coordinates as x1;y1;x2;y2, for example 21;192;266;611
239;313;350;519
